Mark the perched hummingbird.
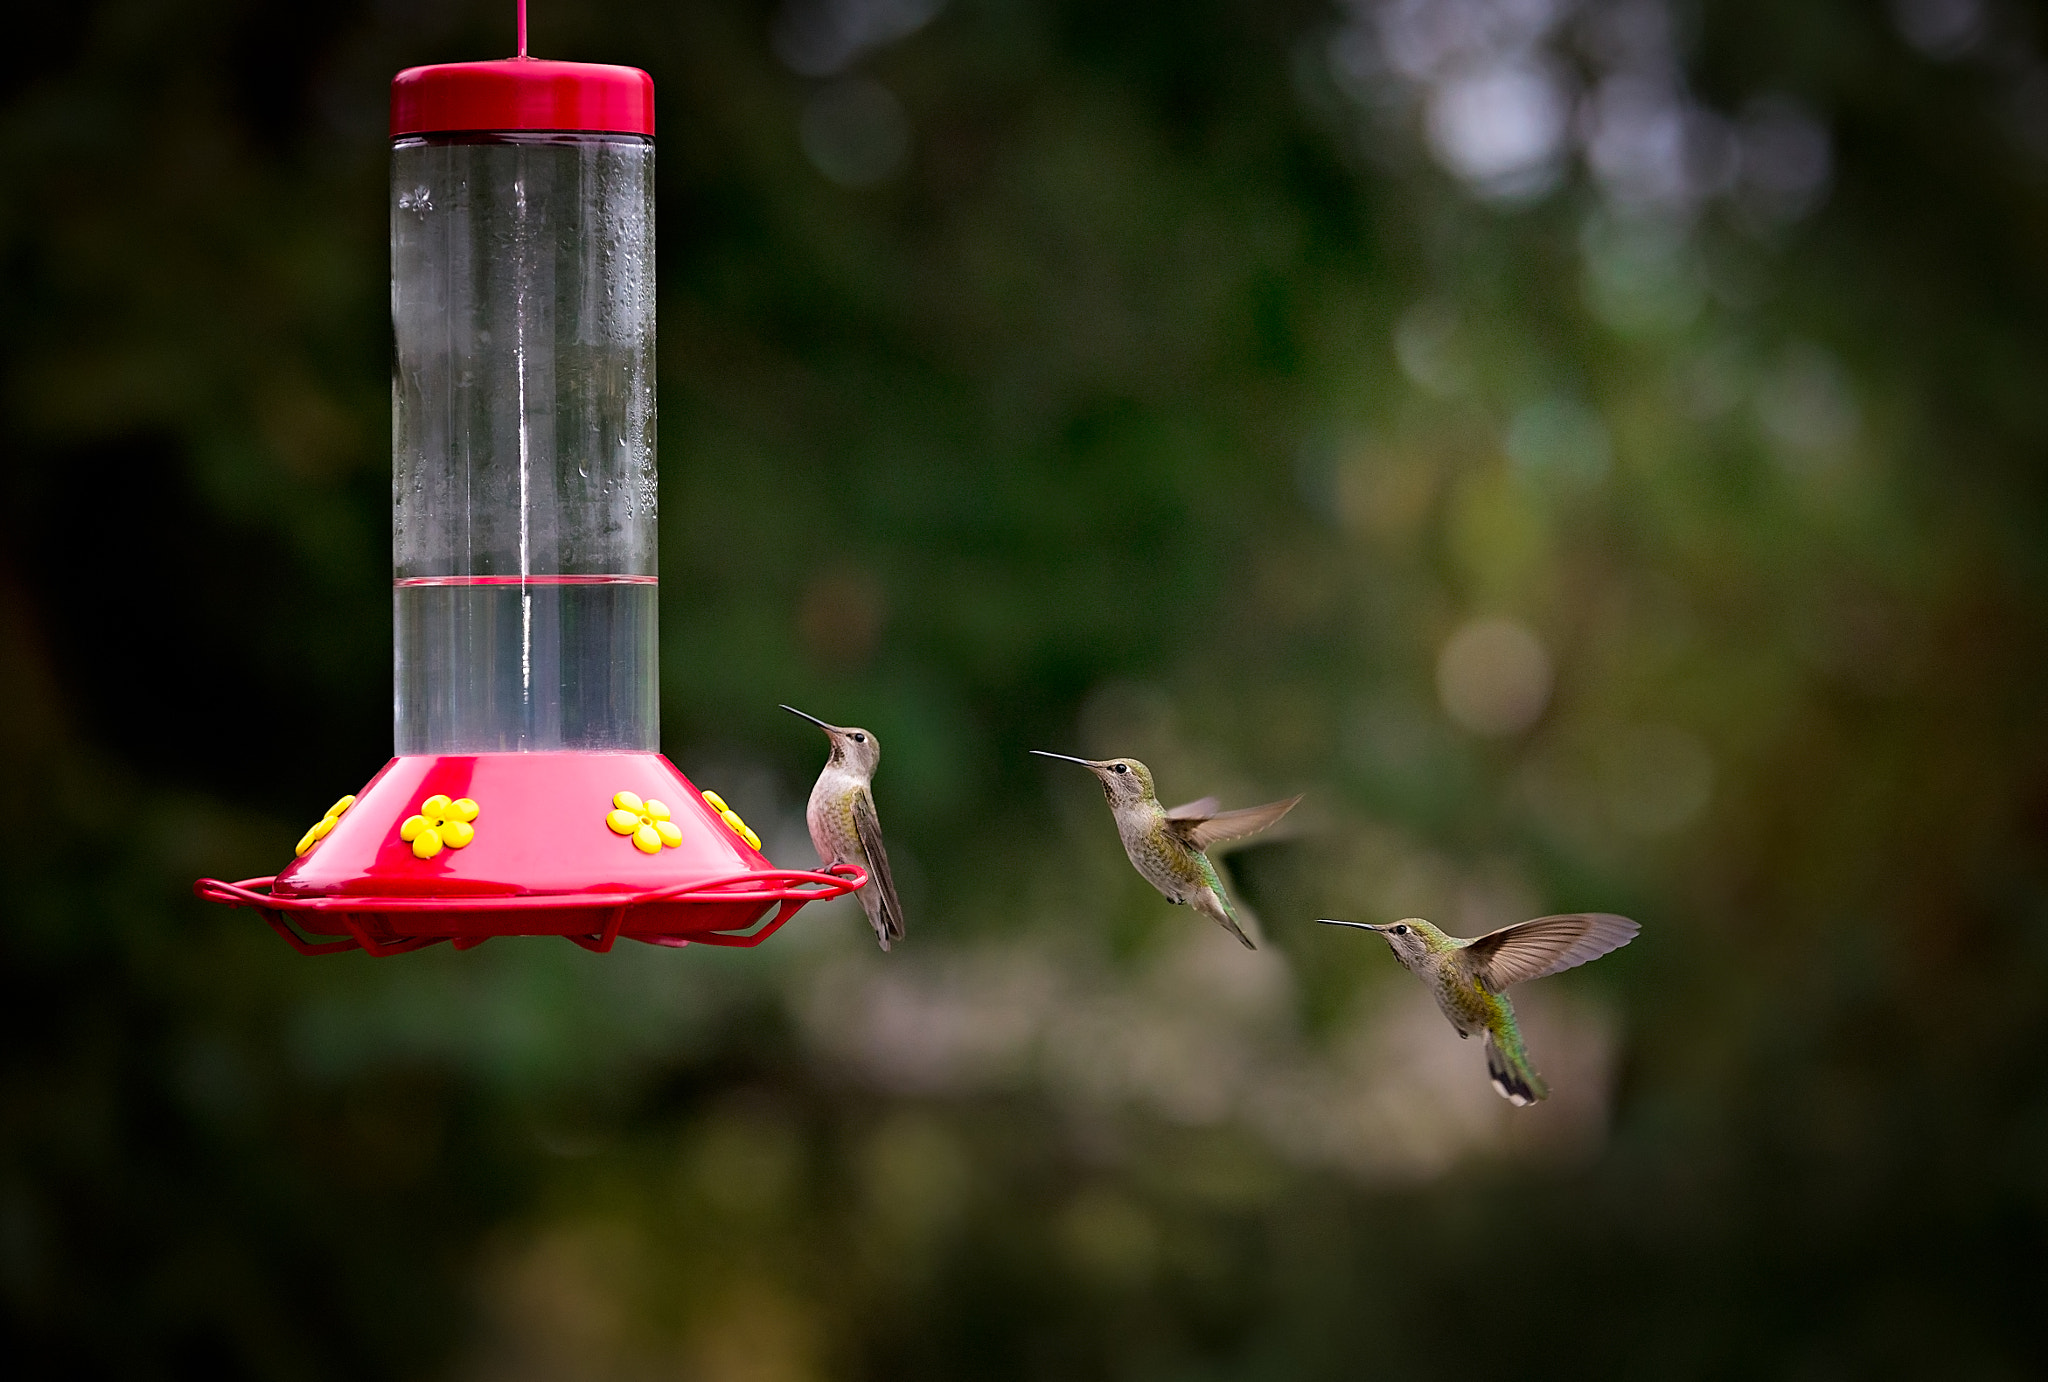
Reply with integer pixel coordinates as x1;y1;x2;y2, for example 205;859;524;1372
1031;752;1301;950
784;705;904;951
1318;913;1638;1104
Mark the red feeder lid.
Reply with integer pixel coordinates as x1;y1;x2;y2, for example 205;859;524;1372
391;56;654;138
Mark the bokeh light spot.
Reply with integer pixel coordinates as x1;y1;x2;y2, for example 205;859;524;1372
1394;299;1467;395
775;0;948;77
1436;616;1553;736
1581;213;1706;335
1756;342;1859;461
1505;396;1612;487
1737;95;1834;224
1424;60;1568;198
1890;0;1985;60
801;77;912;188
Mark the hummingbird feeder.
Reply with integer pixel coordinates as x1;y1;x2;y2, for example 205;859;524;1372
195;5;864;955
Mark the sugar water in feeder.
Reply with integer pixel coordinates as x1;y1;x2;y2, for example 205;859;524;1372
196;10;864;953
390;91;657;757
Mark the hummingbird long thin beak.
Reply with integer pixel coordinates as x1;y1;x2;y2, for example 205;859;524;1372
781;704;840;733
1317;918;1383;932
1030;750;1102;768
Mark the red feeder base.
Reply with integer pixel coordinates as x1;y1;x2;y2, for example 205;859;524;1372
194;753;863;955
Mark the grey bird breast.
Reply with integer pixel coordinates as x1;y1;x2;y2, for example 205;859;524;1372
1115;809;1199;895
806;768;863;862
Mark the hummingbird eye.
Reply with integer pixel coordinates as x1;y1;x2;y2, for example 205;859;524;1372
1392;924;1408;935
1112;763;1129;774
851;733;866;743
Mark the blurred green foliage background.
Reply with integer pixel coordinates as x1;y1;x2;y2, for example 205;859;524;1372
5;0;2048;1376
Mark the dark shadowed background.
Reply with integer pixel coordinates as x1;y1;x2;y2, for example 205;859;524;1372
4;0;2048;1377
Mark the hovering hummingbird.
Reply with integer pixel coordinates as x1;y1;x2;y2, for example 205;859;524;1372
1318;913;1638;1104
784;705;904;951
1031;752;1300;949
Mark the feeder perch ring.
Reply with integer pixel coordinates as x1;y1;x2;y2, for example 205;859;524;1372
194;863;868;956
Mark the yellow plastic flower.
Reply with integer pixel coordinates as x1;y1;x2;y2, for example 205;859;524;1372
700;790;762;851
398;794;480;860
295;794;357;857
607;791;683;854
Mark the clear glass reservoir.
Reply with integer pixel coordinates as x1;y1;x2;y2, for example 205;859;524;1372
391;129;656;753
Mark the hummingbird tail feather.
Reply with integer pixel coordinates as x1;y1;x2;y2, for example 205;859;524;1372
859;889;897;952
1191;880;1257;950
1483;1027;1548;1106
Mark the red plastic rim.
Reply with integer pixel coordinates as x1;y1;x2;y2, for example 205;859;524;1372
194;863;867;956
391;58;654;138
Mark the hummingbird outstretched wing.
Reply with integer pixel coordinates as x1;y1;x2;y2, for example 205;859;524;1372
1463;913;1638;990
1166;794;1303;852
851;787;906;948
1165;796;1220;821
